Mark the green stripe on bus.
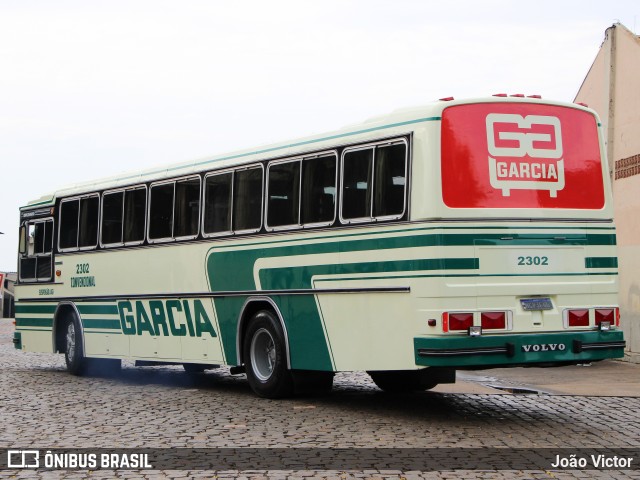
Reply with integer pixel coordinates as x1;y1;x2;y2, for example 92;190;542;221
585;257;619;269
15;304;56;314
259;257;478;287
81;318;121;330
15;318;53;328
77;305;119;316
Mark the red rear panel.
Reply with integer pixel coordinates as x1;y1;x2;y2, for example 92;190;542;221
441;103;605;209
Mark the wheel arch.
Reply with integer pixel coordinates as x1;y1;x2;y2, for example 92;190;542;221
53;302;84;354
236;296;291;369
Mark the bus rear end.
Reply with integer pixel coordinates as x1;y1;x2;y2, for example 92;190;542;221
414;99;625;369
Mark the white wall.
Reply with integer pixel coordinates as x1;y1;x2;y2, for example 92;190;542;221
576;23;640;362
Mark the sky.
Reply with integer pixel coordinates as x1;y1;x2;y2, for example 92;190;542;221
0;0;638;272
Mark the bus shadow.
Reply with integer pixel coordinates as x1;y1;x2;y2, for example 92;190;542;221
78;365;556;424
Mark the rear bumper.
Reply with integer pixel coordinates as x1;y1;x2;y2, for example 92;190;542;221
414;330;625;368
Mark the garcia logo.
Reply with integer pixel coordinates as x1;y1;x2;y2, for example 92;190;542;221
521;343;566;353
486;113;565;197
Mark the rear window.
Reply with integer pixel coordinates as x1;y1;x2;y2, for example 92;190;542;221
441;103;605;209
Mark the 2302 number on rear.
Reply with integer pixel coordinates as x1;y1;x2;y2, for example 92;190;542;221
518;256;548;266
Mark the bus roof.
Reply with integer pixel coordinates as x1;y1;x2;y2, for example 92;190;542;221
21;96;595;210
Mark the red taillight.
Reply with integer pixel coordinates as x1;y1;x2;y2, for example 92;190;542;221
527;94;542;99
616;308;620;327
595;309;614;326
449;313;474;331
439;96;454;101
568;309;589;327
481;311;506;330
492;93;507;97
510;93;525;97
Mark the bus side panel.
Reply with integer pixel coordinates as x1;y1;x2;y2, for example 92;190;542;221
14;301;55;353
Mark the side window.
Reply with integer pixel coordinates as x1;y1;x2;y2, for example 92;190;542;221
102;191;124;245
149;176;200;242
19;219;53;282
78;196;99;248
301;154;336;225
174;177;200;238
102;186;147;246
123;187;146;244
266;152;337;231
341;149;373;221
233;167;263;232
267;160;300;228
149;183;174;241
341;140;407;222
59;194;99;251
374;143;407;217
203;172;232;235
59;199;80;249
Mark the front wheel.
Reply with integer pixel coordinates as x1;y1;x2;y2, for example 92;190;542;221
243;310;293;398
64;316;88;376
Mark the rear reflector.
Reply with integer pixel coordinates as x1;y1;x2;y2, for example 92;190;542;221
449;313;474;331
492;93;507;97
481;311;506;329
439;96;454;101
595;309;614;327
568;309;589;327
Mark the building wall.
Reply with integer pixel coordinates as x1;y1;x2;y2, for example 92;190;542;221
576;23;640;362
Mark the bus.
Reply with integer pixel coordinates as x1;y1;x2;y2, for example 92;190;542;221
14;96;625;398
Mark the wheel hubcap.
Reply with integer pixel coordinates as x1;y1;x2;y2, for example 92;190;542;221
250;328;276;381
66;322;76;359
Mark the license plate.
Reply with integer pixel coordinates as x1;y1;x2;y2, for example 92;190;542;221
520;297;553;311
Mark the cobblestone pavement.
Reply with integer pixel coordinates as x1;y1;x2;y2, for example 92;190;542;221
1;319;639;480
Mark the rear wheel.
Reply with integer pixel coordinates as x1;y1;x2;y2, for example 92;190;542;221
243;310;293;398
368;369;439;393
64;316;88;376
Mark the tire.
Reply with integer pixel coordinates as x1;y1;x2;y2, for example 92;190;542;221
64;315;88;376
368;369;439;393
243;310;293;398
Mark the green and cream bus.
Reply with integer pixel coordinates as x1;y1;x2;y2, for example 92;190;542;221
14;96;625;398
